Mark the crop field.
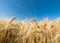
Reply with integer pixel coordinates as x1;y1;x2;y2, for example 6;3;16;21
0;17;60;43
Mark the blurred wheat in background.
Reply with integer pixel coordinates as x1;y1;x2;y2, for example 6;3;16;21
0;17;60;43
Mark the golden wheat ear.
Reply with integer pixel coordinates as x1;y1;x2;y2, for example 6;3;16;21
9;17;16;23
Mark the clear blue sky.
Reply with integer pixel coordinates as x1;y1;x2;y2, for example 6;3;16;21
0;0;60;20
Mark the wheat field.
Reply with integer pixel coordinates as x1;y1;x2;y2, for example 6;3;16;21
0;17;60;43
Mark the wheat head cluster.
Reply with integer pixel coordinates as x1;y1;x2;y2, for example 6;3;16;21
0;17;60;43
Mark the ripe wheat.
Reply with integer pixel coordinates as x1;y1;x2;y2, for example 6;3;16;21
0;17;60;43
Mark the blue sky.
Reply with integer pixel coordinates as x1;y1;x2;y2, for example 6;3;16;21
0;0;60;21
